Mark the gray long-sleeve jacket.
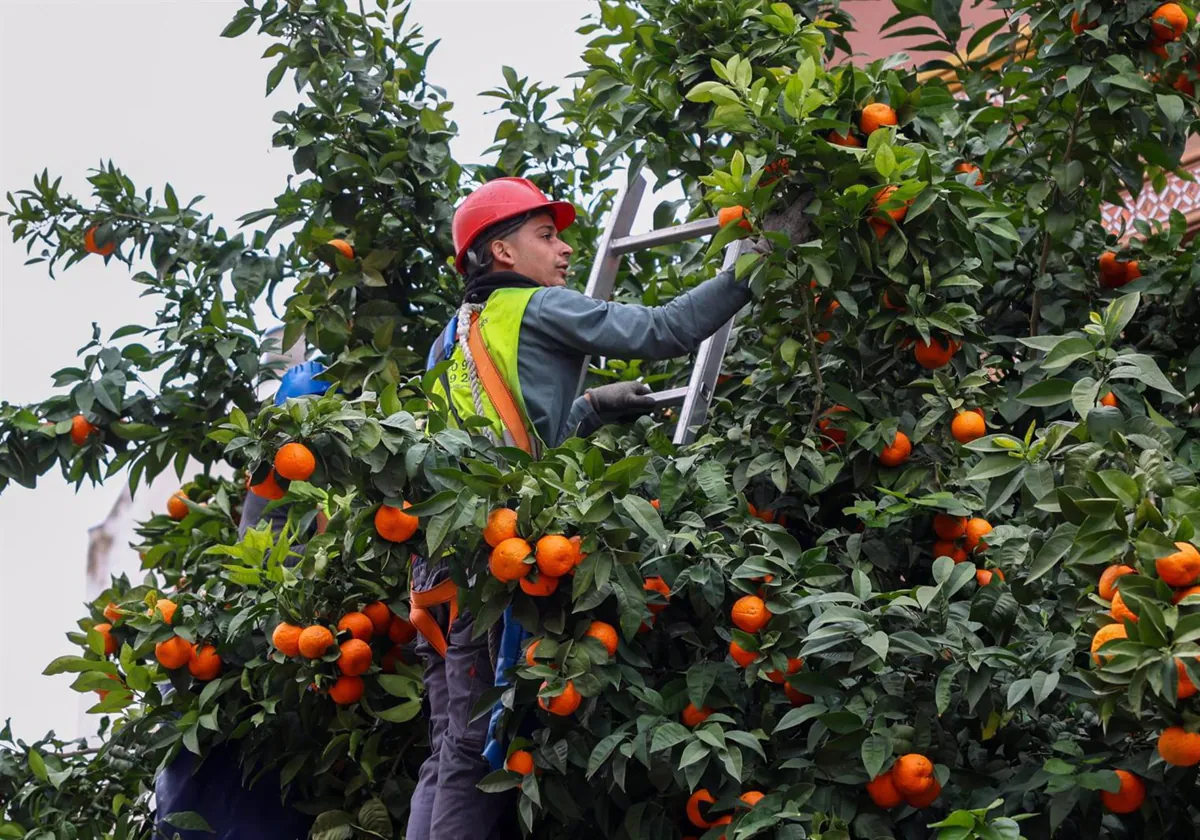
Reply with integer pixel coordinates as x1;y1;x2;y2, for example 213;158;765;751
512;266;752;447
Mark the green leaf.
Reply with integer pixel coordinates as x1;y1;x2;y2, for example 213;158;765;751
587;732;627;779
162;812;214;833
860;733;891;778
1158;93;1185;124
1110;354;1182;398
1016;379;1075;406
620;496;668;549
220;10;256;38
26;749;47;782
374;699;421;723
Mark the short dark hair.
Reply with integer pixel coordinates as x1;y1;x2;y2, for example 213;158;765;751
463;211;533;280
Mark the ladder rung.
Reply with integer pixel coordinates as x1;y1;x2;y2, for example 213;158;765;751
609;217;721;256
647;386;689;407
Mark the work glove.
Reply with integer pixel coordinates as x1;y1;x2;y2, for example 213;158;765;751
586;380;657;421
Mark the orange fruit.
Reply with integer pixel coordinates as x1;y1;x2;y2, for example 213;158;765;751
483;508;520;548
329;675;365;705
906;778;942;808
866;770;904;808
1173;585;1200;604
869;185;910;239
686;789;716;828
644;576;671;613
767;657;804;683
1110;591;1139;623
951;410;986;443
1100;769;1144;813
538;680;581;716
337;639;373;676
879;430;912;467
272;622;303;657
520;573;560;596
976;568;1005;586
785;684;813;706
1100;391;1119;408
94;623;117;657
337;612;374;641
585;620;619;657
103;602;121;623
362;602;392;636
1173;73;1196;96
731;595;772;633
166;491;190;521
1152;2;1188;41
650;499;661;509
375;502;418;543
249;470;287;500
954;162;985;184
892;754;934;796
506;750;534;775
1070;11;1097;35
964;518;992;552
274;442;316;481
1157;542;1200;587
682;703;713;727
933;540;968;563
389;615;417;645
933;514;967;541
1091;623;1128;665
298;625;335;659
860;102;898;135
1099;564;1135;601
827;130;861;147
490;537;533;582
327;238;356;260
188;644;222;681
525;639;543;668
882;288;906;311
729;640;758;667
536;535;576;577
739;791;764;808
83;225;115;256
568;535;586;566
718;205;752;231
747;502;776;524
1158;726;1200;766
70;415;98;446
1177;658;1199;699
913;336;955;369
1098;251;1140;289
150;598;177;625
155;636;193;670
817;405;851;449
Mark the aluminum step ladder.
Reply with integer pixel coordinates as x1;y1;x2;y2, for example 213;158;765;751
576;171;743;446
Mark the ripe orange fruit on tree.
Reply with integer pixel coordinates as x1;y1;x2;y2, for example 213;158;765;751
327;238;355;260
964;517;992;552
337;612;374;641
649;498;661;509
272;622;303;656
150;598;177;624
329;674;364;705
568;535;586;566
249;470;286;501
538;680;581;716
859;102;897;135
827;130;861;147
717;205;752;231
1099;564;1135;601
1157;541;1200;586
1110;590;1139;623
879;430;912;467
913;336;956;369
731;595;771;633
644;576;671;613
103;602;121;623
83;225;116;256
337;639;373;676
976;568;1005;586
1158;726;1200;766
892;754;934;796
506;749;534;775
933;514;967;541
362;602;392;636
1177;658;1198;699
155;635;193;670
767;656;804;683
535;535;576;577
94;623;117;657
1098;251;1140;289
906;778;942;808
1100;769;1144;813
933;540;968;563
585;620;618;657
1100;391;1118;408
739;791;764;808
1151;2;1188;41
785;684;813;706
866;770;904;808
682;703;713;727
274;442;316;481
729;640;757;667
817;405;851;449
1070;11;1097;35
951;410;986;443
188;645;221;681
166;491;190;520
70;415;98;446
525;639;543;668
747;502;776;524
298;625;335;659
483;508;519;548
1173;585;1200;604
686;789;716;828
375;502;418;543
1091;623;1128;665
490;537;533;582
520;573;559;596
869;185;910;239
954;162;984;184
389;614;416;645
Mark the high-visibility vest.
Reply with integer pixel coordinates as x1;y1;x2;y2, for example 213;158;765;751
428;287;542;456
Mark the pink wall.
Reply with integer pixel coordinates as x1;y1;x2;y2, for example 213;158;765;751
839;0;1005;62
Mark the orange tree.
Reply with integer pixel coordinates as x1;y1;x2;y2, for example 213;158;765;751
5;0;1200;839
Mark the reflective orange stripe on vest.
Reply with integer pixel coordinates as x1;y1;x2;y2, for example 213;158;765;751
409;577;459;659
467;312;534;455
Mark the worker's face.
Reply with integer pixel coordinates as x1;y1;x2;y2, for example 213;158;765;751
488;213;573;287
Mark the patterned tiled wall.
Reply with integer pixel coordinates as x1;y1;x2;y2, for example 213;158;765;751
1101;160;1200;235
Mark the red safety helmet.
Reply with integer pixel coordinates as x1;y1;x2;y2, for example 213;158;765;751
452;177;576;274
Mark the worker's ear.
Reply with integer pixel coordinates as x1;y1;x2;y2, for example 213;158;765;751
489;237;517;270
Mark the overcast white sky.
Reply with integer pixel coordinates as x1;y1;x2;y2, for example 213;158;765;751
0;0;643;741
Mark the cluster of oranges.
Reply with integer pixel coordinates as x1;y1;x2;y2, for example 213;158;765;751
271;601;415;705
684;787;765;836
121;597;225;683
1098;251;1143;290
247;441;319;502
866;753;941;809
485;508;584;596
521;620;617;720
725;591;809;706
931;514;1001;585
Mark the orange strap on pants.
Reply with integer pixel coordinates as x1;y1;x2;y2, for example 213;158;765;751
467;312;534;455
409;578;459;658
